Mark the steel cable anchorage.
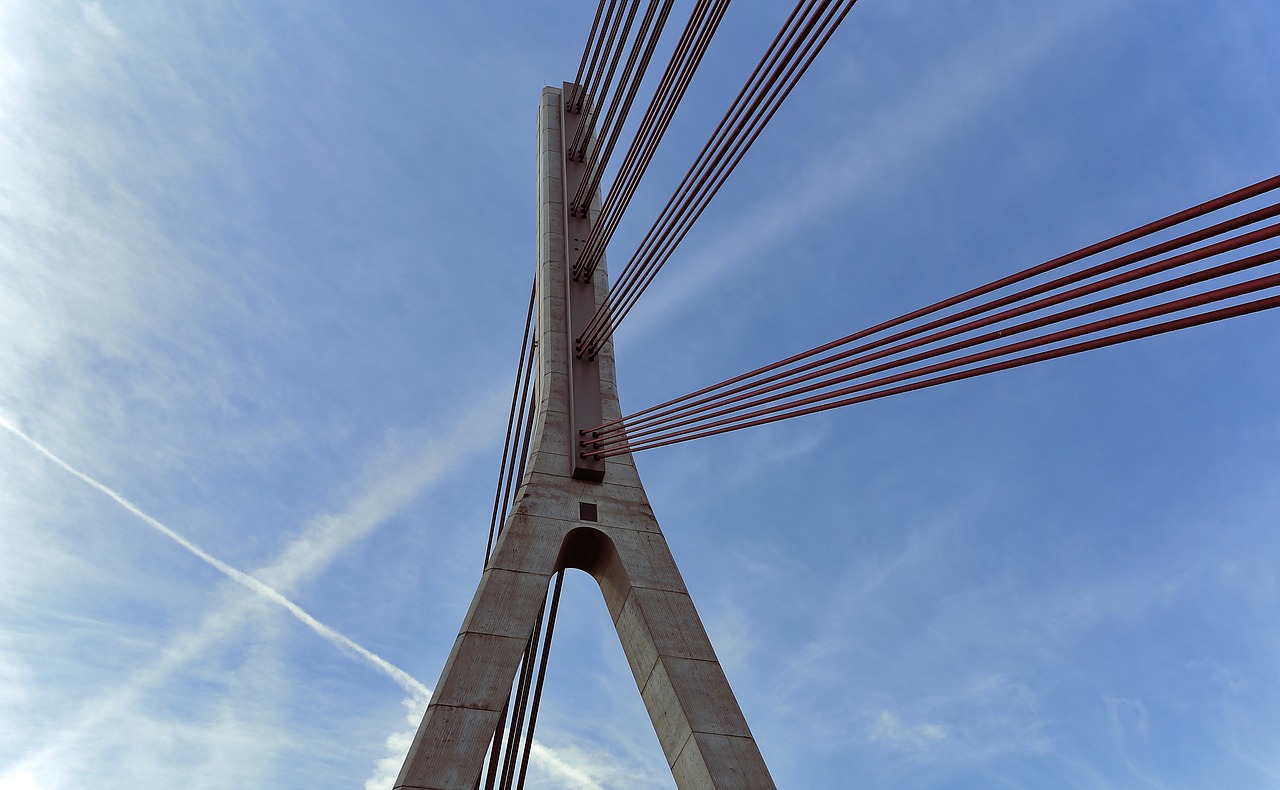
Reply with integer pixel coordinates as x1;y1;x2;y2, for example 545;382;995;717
579;174;1280;458
576;0;862;359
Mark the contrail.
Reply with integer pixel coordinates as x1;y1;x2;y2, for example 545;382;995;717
0;413;430;700
4;411;610;787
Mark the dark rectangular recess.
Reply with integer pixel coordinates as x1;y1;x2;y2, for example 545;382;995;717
579;502;598;522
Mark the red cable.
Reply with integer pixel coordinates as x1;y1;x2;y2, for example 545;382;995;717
485;282;536;567
572;0;675;217
590;211;1280;443
572;0;646;158
574;0;820;343
588;274;1280;456
582;0;864;357
587;173;1280;435
574;0;730;280
583;1;830;349
574;0;623;113
570;0;613;109
589;243;1280;449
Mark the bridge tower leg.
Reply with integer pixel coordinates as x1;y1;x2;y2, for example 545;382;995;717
394;86;775;790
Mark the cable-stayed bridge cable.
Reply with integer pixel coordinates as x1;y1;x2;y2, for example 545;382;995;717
587;173;1280;437
569;0;613;110
571;0;645;157
579;174;1280;456
475;573;564;790
586;282;1280;455
588;277;1280;456
573;0;625;114
573;0;732;281
484;281;536;567
590;202;1280;445
577;0;823;349
571;0;675;217
514;571;564;789
592;240;1280;451
577;0;861;358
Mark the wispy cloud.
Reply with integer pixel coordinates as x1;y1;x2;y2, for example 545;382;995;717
0;769;47;790
527;743;608;790
0;411;429;699
2;403;614;789
361;704;609;790
0;401;455;787
9;587;285;784
867;710;948;754
81;2;119;38
363;697;426;790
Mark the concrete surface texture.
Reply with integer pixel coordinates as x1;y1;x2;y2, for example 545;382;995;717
394;87;775;790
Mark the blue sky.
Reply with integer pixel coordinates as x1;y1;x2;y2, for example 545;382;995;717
2;1;1278;788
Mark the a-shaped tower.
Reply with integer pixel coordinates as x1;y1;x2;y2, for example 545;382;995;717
394;86;775;790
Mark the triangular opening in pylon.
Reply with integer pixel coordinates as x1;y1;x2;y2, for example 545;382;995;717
519;568;677;789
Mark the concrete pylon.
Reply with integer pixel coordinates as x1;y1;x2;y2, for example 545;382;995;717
394;86;775;790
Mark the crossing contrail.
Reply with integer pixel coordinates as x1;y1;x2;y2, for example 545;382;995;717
0;412;430;700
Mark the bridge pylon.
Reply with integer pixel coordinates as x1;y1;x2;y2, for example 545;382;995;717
393;85;775;790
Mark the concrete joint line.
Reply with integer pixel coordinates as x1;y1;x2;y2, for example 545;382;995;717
670;730;696;770
430;702;504;715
